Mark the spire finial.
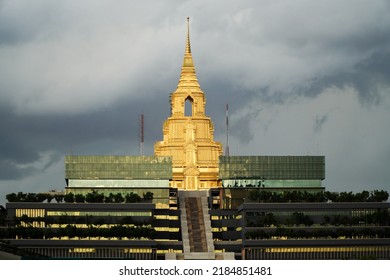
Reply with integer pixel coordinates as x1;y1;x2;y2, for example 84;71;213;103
186;17;191;54
176;17;201;91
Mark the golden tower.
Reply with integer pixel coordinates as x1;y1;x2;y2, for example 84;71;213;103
154;18;223;190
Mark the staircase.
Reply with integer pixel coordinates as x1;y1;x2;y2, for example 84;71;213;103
164;190;235;260
179;191;215;259
185;197;208;252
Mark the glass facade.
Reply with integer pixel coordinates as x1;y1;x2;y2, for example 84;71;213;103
15;208;46;227
26;247;157;259
16;208;45;218
68;179;170;188
246;210;351;217
219;156;325;180
46;211;152;217
244;246;390;260
65;156;172;180
222;179;322;188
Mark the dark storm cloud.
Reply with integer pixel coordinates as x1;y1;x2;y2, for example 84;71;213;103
198;74;259;144
197;1;390;108
350;51;390;105
0;160;36;180
297;51;390;106
0;0;390;200
0;92;169;180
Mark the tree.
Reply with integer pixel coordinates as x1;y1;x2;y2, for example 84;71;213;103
125;192;141;203
324;191;338;202
36;193;48;202
19;214;33;227
0;206;7;226
258;191;272;202
75;194;85;203
64;192;74;203
93;217;106;228
58;214;71;225
356;190;370;202
371;210;390;226
291;212;312;226
248;190;260;201
104;193;115;203
24;193;38;202
143;191;154;201
113;193;124;203
331;215;340;226
64;225;77;239
16;192;27;202
110;225;127;239
54;194;64;203
322;215;331;226
47;195;54;203
370;190;389;202
6;193;17;202
85;191;104;203
263;213;278;227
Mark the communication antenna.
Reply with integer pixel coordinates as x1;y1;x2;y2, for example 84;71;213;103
225;104;230;156
139;113;144;156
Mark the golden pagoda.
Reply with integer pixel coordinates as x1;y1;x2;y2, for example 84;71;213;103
154;18;223;190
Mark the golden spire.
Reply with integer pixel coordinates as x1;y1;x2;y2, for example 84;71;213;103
176;17;201;91
185;17;191;55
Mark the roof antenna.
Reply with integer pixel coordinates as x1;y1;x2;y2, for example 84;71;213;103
139;113;144;156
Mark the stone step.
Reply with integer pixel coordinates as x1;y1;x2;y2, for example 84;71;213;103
185;197;208;252
178;191;216;259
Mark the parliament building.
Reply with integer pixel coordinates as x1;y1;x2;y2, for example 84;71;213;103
1;19;389;260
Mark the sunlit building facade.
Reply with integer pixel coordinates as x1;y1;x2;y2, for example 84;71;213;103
65;155;175;209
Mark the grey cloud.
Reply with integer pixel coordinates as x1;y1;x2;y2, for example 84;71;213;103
193;1;390;108
314;114;328;133
1;0;390;200
199;76;258;144
0;92;169;180
0;160;36;180
298;51;390;106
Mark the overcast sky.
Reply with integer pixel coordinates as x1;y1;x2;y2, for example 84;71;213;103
1;0;390;205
